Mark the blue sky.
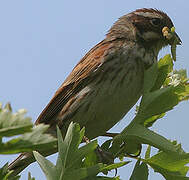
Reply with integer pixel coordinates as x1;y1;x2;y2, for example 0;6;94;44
0;1;189;180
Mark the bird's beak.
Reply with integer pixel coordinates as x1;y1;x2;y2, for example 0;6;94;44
162;26;182;45
174;32;182;45
162;26;181;61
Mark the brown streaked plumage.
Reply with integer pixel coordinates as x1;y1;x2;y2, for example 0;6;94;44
8;8;181;176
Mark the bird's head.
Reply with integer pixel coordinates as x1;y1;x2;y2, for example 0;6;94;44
107;8;181;57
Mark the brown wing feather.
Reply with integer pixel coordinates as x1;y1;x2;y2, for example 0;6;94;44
35;40;112;125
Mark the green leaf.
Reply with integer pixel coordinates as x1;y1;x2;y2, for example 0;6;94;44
174;83;189;101
115;124;177;154
143;63;158;93
83;150;98;168
59;122;81;170
101;161;131;172
101;140;112;152
81;141;99;167
151;54;173;91
54;126;65;178
136;54;176;126
0;108;32;137
91;177;120;180
0;124;57;154
144;141;189;179
145;145;151;159
129;159;149;180
143;113;165;128
147;152;189;175
33;151;58;180
147;159;189;180
34;122;127;180
64;162;127;180
137;86;179;123
56;125;97;176
63;164;104;180
28;172;35;180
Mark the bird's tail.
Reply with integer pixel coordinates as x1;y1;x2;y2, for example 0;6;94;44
8;152;35;178
8;148;58;178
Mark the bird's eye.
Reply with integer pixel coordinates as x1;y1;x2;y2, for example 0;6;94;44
151;18;161;26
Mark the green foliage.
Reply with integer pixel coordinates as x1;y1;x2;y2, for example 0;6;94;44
0;104;57;154
33;123;127;180
129;159;149;180
0;54;189;180
0;103;56;179
28;172;35;180
0;103;32;137
103;54;189;179
144;141;189;179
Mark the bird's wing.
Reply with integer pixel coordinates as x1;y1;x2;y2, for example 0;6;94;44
35;40;114;125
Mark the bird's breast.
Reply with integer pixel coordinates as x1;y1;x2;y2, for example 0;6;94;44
60;49;146;139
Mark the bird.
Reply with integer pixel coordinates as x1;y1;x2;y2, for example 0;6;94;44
8;8;181;176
